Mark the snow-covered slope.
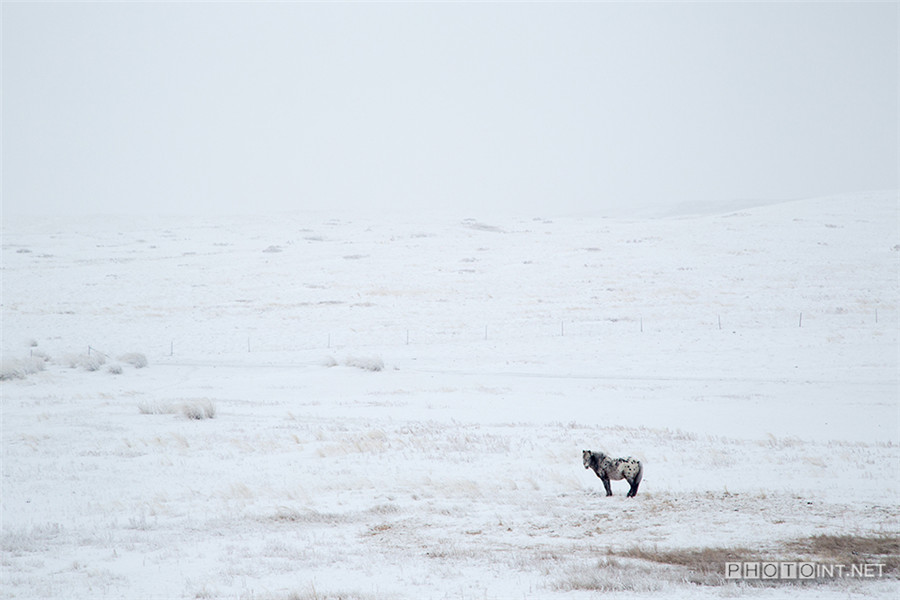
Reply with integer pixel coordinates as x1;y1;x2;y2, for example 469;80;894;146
2;191;898;598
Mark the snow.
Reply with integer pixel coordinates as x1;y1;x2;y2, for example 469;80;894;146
2;191;898;599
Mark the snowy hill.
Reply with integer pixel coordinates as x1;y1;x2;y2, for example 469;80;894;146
2;191;898;598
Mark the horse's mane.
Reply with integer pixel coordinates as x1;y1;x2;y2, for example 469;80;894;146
589;451;607;470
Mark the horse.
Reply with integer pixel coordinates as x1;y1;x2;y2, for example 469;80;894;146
583;450;643;497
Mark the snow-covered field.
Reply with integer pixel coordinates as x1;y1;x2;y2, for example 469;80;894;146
2;192;898;599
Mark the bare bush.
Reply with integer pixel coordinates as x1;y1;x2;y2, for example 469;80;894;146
108;364;123;375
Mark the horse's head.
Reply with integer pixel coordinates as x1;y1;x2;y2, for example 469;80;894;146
582;450;592;469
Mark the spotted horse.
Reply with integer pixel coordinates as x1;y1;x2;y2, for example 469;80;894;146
582;450;643;497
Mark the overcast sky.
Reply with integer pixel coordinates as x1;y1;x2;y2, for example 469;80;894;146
3;2;897;217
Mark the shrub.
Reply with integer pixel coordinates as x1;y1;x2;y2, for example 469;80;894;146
31;350;51;362
108;364;123;375
0;361;25;381
181;399;216;420
118;353;148;368
63;353;105;371
0;357;46;380
23;357;46;374
79;354;106;372
137;401;178;415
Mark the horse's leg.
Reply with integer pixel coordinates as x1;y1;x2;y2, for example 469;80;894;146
600;475;613;496
627;465;643;497
626;478;637;497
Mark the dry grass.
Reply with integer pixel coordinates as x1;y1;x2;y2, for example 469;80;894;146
788;534;899;557
614;545;760;568
610;545;759;585
786;534;900;573
555;556;682;592
279;587;390;600
266;507;348;525
606;534;900;587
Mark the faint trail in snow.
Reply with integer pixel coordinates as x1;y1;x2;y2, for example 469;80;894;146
150;360;898;388
398;366;897;388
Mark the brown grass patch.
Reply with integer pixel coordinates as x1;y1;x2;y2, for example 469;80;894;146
787;534;899;557
786;534;900;574
608;534;900;586
610;546;761;585
615;545;759;567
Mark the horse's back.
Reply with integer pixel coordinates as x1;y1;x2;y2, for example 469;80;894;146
612;457;641;481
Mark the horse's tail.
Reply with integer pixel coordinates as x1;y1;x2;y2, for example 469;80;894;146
633;461;643;486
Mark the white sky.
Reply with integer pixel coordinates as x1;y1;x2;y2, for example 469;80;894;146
2;1;897;217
